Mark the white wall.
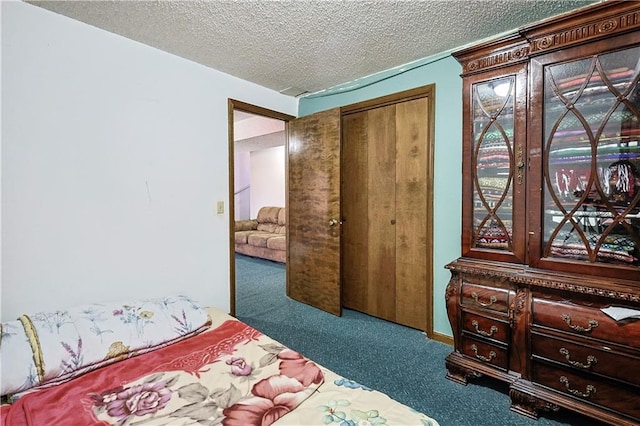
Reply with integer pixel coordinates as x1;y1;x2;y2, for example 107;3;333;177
234;151;251;220
250;146;286;218
1;1;297;321
235;116;284;140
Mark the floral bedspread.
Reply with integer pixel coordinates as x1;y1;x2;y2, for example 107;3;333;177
276;367;438;426
0;309;439;426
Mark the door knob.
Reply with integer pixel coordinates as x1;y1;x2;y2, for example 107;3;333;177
329;219;339;227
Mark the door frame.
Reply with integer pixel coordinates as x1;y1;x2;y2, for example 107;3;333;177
227;99;294;316
227;90;435;337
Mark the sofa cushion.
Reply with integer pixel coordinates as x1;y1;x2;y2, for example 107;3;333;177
235;230;252;244
274;208;286;234
257;207;281;224
266;235;286;251
235;219;258;232
238;231;273;245
248;233;270;248
257;223;278;233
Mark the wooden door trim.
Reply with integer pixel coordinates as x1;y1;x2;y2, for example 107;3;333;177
340;84;436;337
341;85;435;115
227;99;294;316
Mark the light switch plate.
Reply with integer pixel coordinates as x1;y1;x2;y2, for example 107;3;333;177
216;201;224;214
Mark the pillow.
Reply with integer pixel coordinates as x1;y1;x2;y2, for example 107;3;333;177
0;295;211;398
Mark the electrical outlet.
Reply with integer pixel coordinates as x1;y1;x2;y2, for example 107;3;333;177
216;201;224;214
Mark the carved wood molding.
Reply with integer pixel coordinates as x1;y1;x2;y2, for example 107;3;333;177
528;9;640;54
514;277;640;303
444;275;458;303
513;288;527;314
509;387;560;418
463;45;530;74
445;357;482;385
446;261;640;303
456;4;640;74
446;261;523;280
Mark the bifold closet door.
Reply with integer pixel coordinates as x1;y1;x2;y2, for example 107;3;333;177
342;97;429;330
342;105;397;321
394;98;428;330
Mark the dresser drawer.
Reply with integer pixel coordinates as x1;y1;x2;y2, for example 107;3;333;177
532;362;640;420
531;332;640;387
532;297;640;349
461;282;510;313
460;335;509;370
461;311;509;344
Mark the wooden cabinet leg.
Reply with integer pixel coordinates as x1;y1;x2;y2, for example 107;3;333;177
509;387;559;419
445;355;482;385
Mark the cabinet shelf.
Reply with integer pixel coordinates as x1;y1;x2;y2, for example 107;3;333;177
545;208;640;219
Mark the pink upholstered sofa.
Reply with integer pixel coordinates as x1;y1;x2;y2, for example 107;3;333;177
234;206;286;263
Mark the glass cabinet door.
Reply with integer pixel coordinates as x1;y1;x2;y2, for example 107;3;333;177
542;45;640;268
471;76;518;253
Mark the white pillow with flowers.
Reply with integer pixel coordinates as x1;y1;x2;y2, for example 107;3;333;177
1;295;211;398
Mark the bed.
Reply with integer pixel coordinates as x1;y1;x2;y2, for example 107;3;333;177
1;295;439;425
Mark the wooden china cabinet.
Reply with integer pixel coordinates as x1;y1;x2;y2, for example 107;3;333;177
445;2;640;424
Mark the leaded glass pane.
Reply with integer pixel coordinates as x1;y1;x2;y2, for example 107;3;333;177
543;47;640;266
472;77;515;251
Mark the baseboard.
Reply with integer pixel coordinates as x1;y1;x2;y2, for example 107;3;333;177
430;331;453;346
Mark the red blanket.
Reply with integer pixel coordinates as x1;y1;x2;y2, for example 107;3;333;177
1;319;323;426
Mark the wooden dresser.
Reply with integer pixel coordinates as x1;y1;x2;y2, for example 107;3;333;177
446;2;640;424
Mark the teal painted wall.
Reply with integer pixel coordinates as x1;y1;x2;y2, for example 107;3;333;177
299;54;463;337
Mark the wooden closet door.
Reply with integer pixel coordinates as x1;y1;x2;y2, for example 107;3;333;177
395;97;429;330
342;106;397;321
341;112;369;312
342;94;431;331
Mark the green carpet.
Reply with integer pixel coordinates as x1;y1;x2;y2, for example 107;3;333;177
235;254;601;426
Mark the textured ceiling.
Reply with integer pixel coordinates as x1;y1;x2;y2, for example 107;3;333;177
28;0;598;97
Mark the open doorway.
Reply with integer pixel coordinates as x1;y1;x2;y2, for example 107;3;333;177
227;100;294;316
233;111;285;221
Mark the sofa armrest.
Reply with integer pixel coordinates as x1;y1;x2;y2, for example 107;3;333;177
235;219;258;231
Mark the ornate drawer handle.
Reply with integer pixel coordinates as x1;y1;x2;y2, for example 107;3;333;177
471;344;496;362
471;292;497;307
559;376;596;398
561;314;598;333
559;348;597;369
472;320;499;337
